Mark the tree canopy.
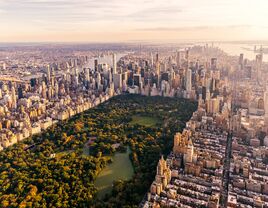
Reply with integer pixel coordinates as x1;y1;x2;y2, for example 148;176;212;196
0;94;197;208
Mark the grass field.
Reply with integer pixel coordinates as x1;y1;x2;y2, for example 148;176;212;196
129;115;159;127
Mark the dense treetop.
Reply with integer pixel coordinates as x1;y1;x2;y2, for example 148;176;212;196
0;95;197;208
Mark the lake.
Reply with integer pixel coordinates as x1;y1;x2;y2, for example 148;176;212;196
94;146;134;199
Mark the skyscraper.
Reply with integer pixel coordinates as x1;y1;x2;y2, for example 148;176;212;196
84;68;90;82
113;74;122;90
186;68;192;92
264;86;268;126
151;52;154;66
133;74;142;87
239;53;244;65
156;53;159;63
176;51;181;68
41;81;47;99
18;86;23;99
94;59;98;71
211;58;217;70
185;49;190;69
256;53;263;83
47;65;51;83
113;53;117;74
3;62;6;70
11;86;17;109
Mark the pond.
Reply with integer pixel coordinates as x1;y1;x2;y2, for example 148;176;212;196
94;146;134;199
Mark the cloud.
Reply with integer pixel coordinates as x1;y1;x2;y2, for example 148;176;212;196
136;25;252;31
126;6;183;22
0;0;132;23
1;0;268;42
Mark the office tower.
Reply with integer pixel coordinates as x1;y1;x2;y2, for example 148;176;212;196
239;54;244;66
156;62;161;87
2;83;7;92
122;72;128;82
185;49;189;61
74;74;79;86
161;72;169;82
66;67;71;82
244;65;252;79
170;67;174;83
211;58;217;70
256;53;263;83
73;59;77;67
186;68;192;92
18;86;23;99
207;97;220;114
238;54;244;71
151;52;154;66
156;53;159;63
94;59;98;71
51;66;55;77
30;78;37;88
11;86;17;109
176;51;181;67
60;82;66;95
133;74;141;87
113;73;122;90
41;81;47;99
84;68;90;82
3;62;6;70
96;72;101;89
113;53;117;74
108;69;112;84
184;49;190;70
47;65;51;83
54;81;59;98
163;62;167;72
75;68;79;76
48;85;52;99
196;59;200;70
264;86;268;126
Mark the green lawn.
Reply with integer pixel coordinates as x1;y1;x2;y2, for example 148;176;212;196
55;150;73;159
129;115;158;127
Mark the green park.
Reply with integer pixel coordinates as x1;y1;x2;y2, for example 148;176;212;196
0;94;197;208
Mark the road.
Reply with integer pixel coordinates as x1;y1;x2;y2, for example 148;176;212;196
221;131;233;207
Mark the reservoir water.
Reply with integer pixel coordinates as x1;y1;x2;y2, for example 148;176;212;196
94;147;134;199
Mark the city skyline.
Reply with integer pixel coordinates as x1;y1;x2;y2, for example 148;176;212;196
0;1;268;207
1;0;268;42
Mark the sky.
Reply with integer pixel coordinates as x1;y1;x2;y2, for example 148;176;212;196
1;0;268;42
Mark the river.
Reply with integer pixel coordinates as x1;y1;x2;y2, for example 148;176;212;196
213;42;268;62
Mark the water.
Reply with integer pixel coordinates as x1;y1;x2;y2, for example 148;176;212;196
23;53;127;80
94;147;134;199
86;53;126;69
214;43;268;62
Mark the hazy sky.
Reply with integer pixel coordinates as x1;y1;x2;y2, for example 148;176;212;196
1;0;268;42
